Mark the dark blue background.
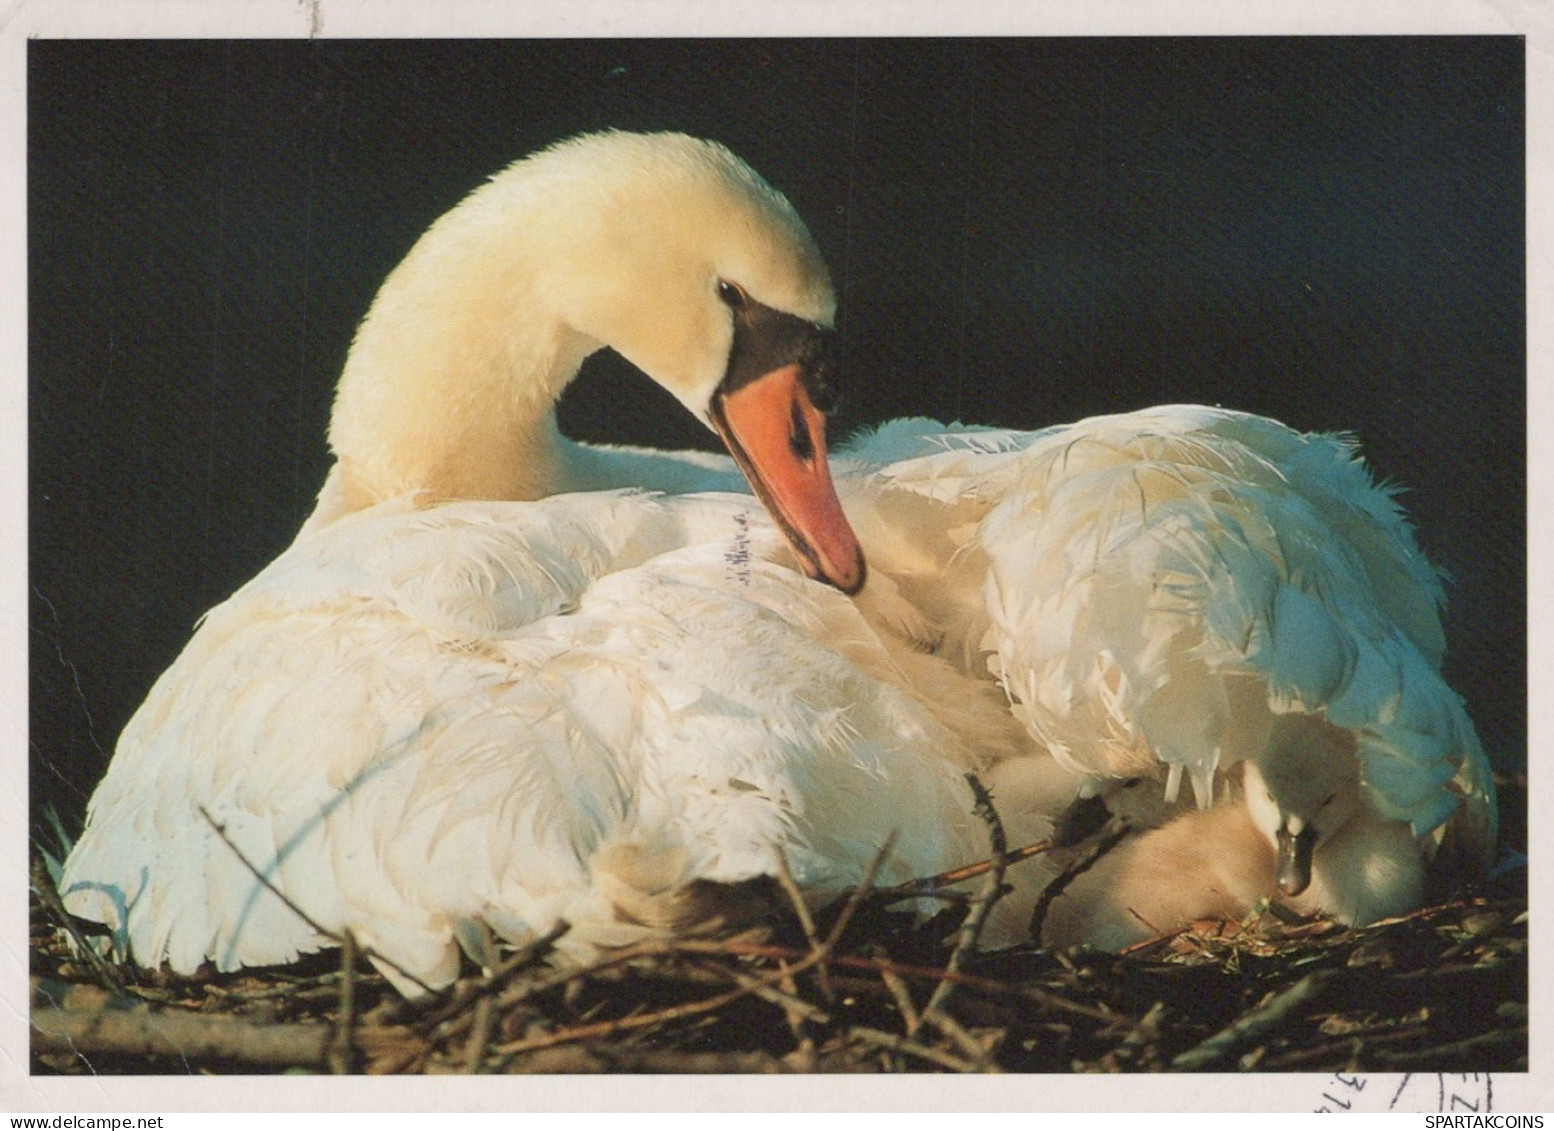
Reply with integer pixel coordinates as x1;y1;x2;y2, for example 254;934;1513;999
29;38;1525;829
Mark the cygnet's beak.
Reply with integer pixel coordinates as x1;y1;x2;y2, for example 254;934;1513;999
710;298;865;594
1274;820;1318;897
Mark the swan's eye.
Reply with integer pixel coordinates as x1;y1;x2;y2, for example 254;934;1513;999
717;280;748;309
789;397;815;463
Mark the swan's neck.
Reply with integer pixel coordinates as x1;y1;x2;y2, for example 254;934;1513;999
315;226;604;524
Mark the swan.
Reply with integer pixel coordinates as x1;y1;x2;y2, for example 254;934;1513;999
58;130;1027;993
59;131;1495;988
831;407;1497;945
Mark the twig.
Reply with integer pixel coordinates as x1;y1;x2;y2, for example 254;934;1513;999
1125;906;1167;940
921;1009;1002;1072
921;774;1007;1032
773;849;822;950
490;976;774;1061
1257;1027;1425;1071
326;928;358;1074
1110;1000;1167;1068
1117;924;1193;956
772;955;816;1064
462;995;494;1074
873;839;1054;902
822;833;898;950
1171;968;1344;1070
1369;1027;1527;1068
32;1002;417;1069
870;959;918;1073
689;958;831;1024
846;1024;984;1073
506;1045;792;1074
1028;820;1133;942
30;855;128;997
488;847;898;1066
878;963;921;1032
408;919;570;1027
1122;1000;1166;1050
774;848;834;1005
197;807;437;998
203;973;342;1003
477;931;768;1021
705;938;1120;1023
430;937;692;1044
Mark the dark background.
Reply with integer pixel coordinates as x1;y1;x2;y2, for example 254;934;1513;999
29;38;1525;833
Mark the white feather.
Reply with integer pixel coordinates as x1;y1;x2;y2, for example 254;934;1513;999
835;404;1496;941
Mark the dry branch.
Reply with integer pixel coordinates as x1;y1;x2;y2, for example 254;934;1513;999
29;856;128;997
1171;968;1343;1070
32;1000;419;1070
1028;820;1133;941
847;1024;984;1073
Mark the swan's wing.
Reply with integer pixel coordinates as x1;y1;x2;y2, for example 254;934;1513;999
966;406;1494;864
61;490;987;991
830;421;1072;670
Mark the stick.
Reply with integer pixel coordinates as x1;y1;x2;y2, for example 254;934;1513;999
462;995;494;1074
31;1003;416;1069
1257;1027;1425;1071
774;848;834;1005
701;938;1119;1022
821;833;898;950
922;1008;1002;1072
1370;1027;1526;1068
921;775;1007;1031
490;976;774;1060
506;1045;792;1075
689;958;832;1024
326;928;358;1074
1028;820;1133;942
408;920;570;1027
30;855;128;997
1117;924;1192;956
846;1024;984;1073
204;973;342;1003
1171;968;1343;1070
878;964;921;1032
873;839;1054;902
490;849;897;1066
33;1004;327;1067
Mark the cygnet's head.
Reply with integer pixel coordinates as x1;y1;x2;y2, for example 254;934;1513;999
1241;731;1363;897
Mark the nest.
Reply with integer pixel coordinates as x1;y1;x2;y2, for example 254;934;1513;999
30;778;1526;1076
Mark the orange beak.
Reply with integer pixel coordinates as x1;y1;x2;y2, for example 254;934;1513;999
711;364;866;594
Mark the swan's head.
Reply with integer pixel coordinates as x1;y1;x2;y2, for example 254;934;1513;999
1242;749;1363;898
536;132;862;592
333;131;864;591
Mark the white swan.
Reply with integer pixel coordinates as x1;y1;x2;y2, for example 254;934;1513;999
829;408;1497;944
59;131;1024;993
59;131;1496;987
